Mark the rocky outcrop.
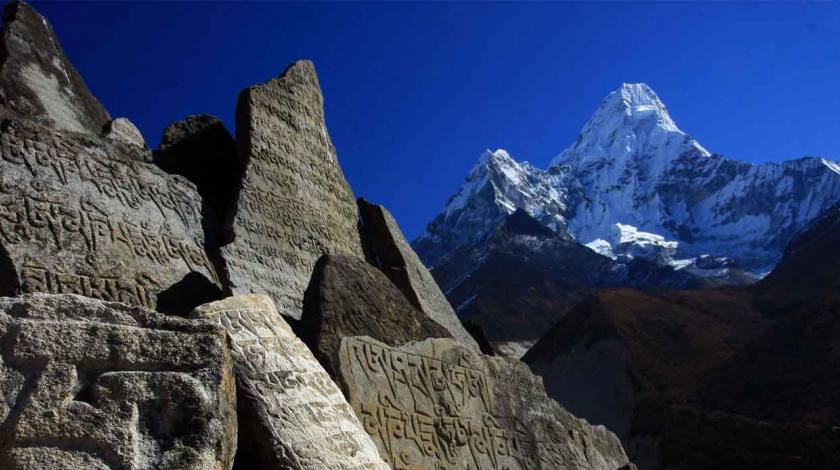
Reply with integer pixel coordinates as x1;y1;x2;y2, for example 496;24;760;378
0;118;222;313
0;1;110;134
104;117;146;148
0;293;237;469
337;335;631;470
154;114;238;246
192;294;388;470
220;61;364;319
300;254;451;374
358;198;479;351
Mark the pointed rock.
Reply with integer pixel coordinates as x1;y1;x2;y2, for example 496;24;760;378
191;294;388;470
300;255;451;375
0;1;110;133
358;198;480;351
219;60;364;319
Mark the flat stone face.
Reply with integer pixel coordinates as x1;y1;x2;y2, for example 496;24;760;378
0;2;111;134
192;295;388;470
0;119;221;311
221;60;363;319
0;293;237;470
300;255;452;375
338;336;630;470
358;199;479;351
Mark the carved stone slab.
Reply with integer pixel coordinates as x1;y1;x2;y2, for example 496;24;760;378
358;199;479;351
0;293;237;469
191;295;388;470
220;60;364;319
0;119;221;311
338;336;631;470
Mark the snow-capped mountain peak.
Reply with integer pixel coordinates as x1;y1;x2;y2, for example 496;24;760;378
550;83;710;169
414;84;840;272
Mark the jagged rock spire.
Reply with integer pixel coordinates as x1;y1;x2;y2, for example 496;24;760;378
0;1;111;133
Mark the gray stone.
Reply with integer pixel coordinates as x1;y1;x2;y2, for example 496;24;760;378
191;294;388;470
0;118;222;313
0;1;111;134
338;335;631;470
105;117;146;148
358;199;480;352
300;255;452;375
220;60;364;319
154;115;238;247
0;293;237;469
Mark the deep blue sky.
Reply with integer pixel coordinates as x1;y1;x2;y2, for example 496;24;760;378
33;1;840;239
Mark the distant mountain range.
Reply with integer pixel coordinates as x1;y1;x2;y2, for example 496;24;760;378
414;83;840;274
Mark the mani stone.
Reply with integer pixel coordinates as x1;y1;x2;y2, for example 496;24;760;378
338;335;632;470
0;1;110;134
104;117;147;148
300;255;452;375
220;60;364;320
0;118;222;313
0;293;237;470
191;294;388;470
358;198;480;352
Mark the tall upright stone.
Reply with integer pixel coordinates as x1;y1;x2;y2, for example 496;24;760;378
192;295;388;470
358;198;480;351
220;61;364;319
0;1;111;134
0;293;237;469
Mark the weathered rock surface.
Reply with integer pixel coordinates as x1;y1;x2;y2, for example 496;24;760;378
191;294;388;470
220;60;364;319
154;115;238;245
0;1;110;134
0;118;222;312
300;255;452;375
105;117;146;148
358;198;479;351
0;293;237;469
337;335;631;470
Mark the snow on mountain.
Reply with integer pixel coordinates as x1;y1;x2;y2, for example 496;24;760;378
414;83;840;273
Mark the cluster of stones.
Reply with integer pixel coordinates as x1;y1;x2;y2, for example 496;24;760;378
0;2;634;469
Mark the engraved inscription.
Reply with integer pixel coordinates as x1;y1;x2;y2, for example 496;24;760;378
339;337;540;470
221;62;363;319
0;119;219;309
193;296;388;469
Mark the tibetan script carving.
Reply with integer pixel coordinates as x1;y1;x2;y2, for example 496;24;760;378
220;61;364;319
338;336;631;470
0;119;220;310
192;295;388;470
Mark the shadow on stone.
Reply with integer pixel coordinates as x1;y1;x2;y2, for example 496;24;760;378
156;272;223;315
0;243;19;297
